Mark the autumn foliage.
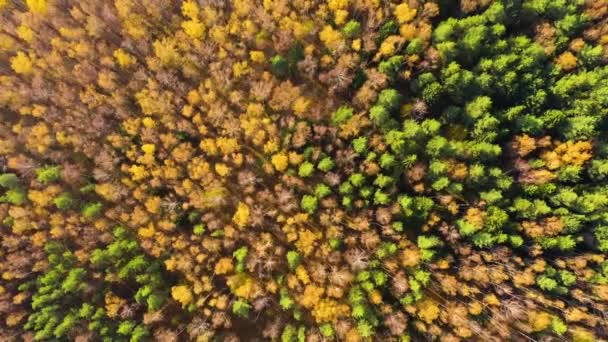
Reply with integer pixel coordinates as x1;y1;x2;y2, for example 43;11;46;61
0;0;607;341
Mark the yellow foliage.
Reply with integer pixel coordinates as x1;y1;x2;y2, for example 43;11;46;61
401;248;421;267
215;163;230;177
483;294;500;306
6;312;26;327
187;89;200;104
216;137;240;155
200;138;218;156
232;202;250;228
145;196;161;214
215;257;234;275
141;143;155;154
250;50;265;63
209;26;227;44
334;9;349;25
122;118;140;136
515;134;537;157
271;152;289;172
0;33;16;51
26;0;47;14
28;186;60;208
288;151;304;165
571;327;595;342
13;292;28;305
182;19;205;39
378;35;402;58
153;38;180;66
400;24;417;41
113;49;136;68
16;25;34;43
264;139;279;154
233;61;251;77
292;97;310;116
328;0;349;11
464;207;484;230
105;292;126;318
368;290;382;304
417;299;440;323
295;229;321;256
171;285;193;307
228;273;260;299
95;183;119;202
181;0;199;19
542;140;593;170
129;165;148;181
319;25;343;51
311;299;350;323
529;311;552;332
11;52;33;75
300;285;324;309
295;265;310;284
138;223;155;238
142;117;156;128
187;157;210;180
556;51;577;71
233;0;251;17
394;3;417;23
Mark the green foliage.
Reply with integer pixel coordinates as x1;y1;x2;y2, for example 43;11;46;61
342;20;361;38
317;157;335;172
378;20;398;42
90;227;173;312
82;202;103;219
379;152;395;169
286;250;301;270
373;190;389;205
417;235;442;250
232;299;252;318
280;288;295;310
551;317;568;336
193;223;205;235
36;165;61;184
595;226;608;252
233;246;248;272
406;38;423;55
331;106;354;126
54;192;73;210
0;188;26;205
282;324;297;342
378;56;403;79
349;173;366;187
319;323;335;338
376;242;397;259
536;275;557;291
300;195;318;214
0;173;19;188
588;159;608;181
352;136;368;154
314;183;332;199
559;270;576;287
298;162;315;178
399;196;434;219
25;243;94;340
271;55;288;77
369;105;390;128
378;89;402;111
339;182;353;195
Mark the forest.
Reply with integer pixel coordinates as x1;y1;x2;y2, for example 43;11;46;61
0;0;607;341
